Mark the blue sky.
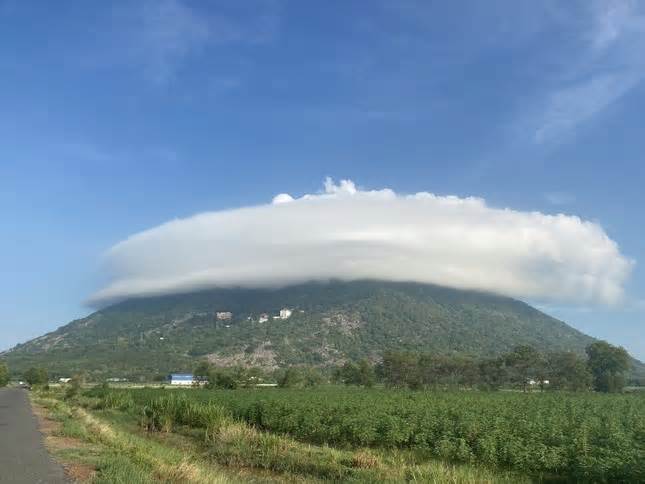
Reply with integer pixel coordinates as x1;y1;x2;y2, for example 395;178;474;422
1;0;644;359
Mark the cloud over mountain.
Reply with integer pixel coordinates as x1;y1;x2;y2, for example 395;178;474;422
91;179;632;306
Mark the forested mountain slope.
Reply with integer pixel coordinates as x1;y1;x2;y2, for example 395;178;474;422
3;280;639;380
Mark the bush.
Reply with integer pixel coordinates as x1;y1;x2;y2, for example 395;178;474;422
0;362;9;387
24;367;48;386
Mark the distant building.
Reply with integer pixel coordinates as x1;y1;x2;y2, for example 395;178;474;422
279;308;292;319
58;377;72;383
168;373;195;386
216;311;232;320
258;313;269;323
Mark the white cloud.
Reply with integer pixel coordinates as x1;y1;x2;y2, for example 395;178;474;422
90;178;632;307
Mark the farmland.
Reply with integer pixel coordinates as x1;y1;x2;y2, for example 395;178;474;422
45;385;645;482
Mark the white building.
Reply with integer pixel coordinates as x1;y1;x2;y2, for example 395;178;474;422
168;373;196;385
279;308;292;319
216;311;232;320
58;377;72;383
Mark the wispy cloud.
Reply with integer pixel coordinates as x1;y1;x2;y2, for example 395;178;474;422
90;178;632;307
545;192;576;206
114;0;280;83
531;0;645;144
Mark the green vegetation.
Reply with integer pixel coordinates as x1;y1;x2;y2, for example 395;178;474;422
33;394;232;483
76;386;645;482
333;359;376;387
377;342;626;392
190;340;630;395
42;386;529;483
0;361;9;387
9;280;642;381
586;340;631;393
24;366;48;386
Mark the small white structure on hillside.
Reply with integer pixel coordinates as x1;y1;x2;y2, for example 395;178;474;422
216;311;232;320
58;377;72;383
279;308;292;319
258;313;269;323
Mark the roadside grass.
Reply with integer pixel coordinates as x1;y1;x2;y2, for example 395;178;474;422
33;395;233;483
34;390;530;483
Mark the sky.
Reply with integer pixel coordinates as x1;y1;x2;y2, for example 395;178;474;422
1;0;644;359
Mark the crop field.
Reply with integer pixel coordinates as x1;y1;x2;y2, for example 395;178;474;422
82;386;645;482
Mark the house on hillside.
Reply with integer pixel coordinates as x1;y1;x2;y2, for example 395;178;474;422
279;308;292;319
258;313;269;323
216;311;232;320
168;373;196;386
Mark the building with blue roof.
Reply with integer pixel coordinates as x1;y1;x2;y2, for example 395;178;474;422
168;373;195;386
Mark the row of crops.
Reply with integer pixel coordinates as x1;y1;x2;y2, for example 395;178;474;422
85;386;645;481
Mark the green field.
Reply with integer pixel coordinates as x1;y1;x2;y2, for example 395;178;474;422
75;386;645;482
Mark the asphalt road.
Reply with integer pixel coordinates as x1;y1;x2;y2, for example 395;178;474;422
0;388;67;483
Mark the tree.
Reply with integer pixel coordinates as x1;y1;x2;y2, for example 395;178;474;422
206;368;238;389
24;367;48;386
193;360;212;379
302;367;324;387
0;362;9;387
382;351;422;389
334;360;376;387
278;367;304;388
357;359;375;387
478;357;507;391
417;354;479;389
586;341;630;393
546;351;592;391
504;345;546;391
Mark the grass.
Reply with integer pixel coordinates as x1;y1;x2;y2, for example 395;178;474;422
84;385;645;482
33;395;233;483
34;389;529;483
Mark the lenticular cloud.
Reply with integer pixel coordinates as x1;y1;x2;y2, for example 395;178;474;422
91;178;632;306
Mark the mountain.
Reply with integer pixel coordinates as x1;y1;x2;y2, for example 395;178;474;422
2;280;641;380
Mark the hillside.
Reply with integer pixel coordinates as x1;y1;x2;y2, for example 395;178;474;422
2;280;639;380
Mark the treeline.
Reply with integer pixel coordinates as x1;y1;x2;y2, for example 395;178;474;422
0;362;48;388
340;341;630;393
10;339;632;394
190;340;632;393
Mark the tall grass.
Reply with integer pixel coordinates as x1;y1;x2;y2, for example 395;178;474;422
41;388;532;482
124;392;525;482
140;394;231;439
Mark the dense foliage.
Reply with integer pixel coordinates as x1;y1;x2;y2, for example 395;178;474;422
378;345;601;391
23;366;48;385
87;386;645;481
586;341;630;392
191;340;624;393
6;280;632;380
0;361;9;387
